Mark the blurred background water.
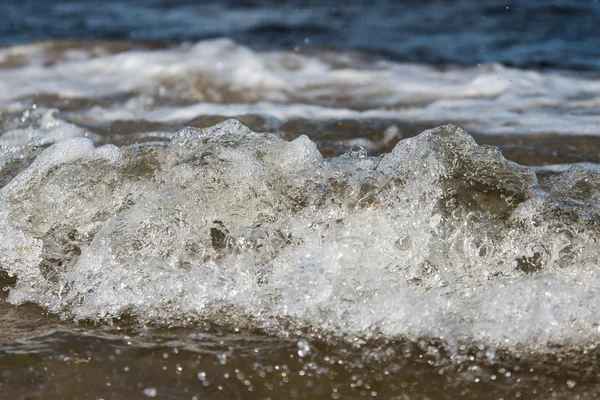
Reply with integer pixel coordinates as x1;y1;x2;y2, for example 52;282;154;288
2;0;600;71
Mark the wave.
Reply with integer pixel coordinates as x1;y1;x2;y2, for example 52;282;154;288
1;119;599;356
1;39;600;152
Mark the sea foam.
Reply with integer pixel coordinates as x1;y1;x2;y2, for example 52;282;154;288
1;120;599;354
2;39;600;149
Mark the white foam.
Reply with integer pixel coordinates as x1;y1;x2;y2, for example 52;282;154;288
1;40;599;137
2;121;599;354
0;109;100;146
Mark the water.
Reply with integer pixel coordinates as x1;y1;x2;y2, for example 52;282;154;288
2;2;600;399
3;0;600;71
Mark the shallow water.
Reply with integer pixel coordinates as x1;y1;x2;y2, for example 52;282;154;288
1;31;600;400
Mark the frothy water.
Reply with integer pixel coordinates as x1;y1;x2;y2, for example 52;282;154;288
2;39;600;146
1;119;599;355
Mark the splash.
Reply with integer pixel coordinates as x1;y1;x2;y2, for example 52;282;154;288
1;120;599;353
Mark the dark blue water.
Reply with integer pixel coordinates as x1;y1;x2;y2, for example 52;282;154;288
2;0;599;71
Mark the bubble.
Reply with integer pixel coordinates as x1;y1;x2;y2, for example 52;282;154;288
297;340;310;358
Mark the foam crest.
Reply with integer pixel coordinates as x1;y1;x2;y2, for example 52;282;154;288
1;120;599;354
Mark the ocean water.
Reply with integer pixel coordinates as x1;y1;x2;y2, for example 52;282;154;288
2;2;600;399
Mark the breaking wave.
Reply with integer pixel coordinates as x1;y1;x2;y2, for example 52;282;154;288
2;119;600;355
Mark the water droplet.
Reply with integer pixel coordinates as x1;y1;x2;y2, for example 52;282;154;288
297;340;310;357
